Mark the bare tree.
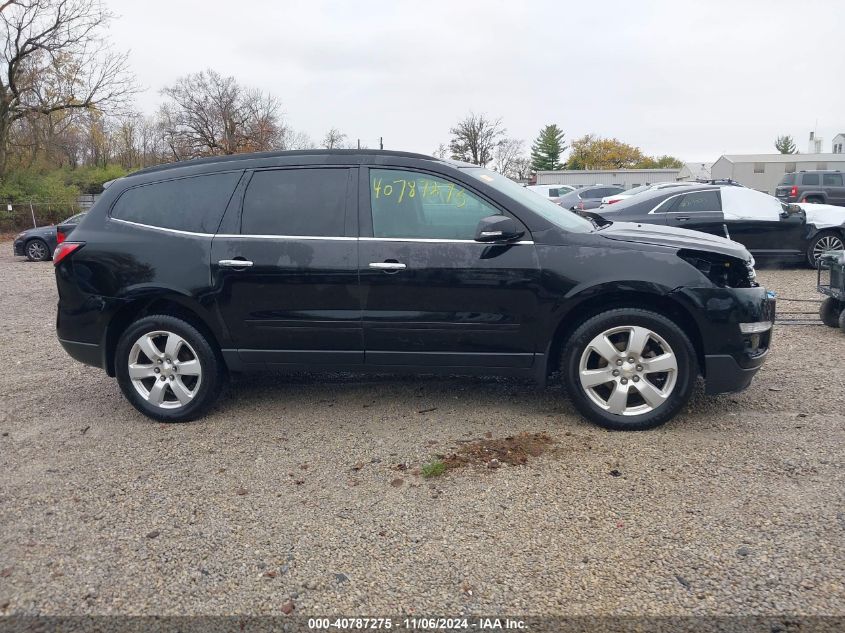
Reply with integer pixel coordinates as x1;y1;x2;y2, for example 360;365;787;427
510;155;533;181
0;0;137;175
322;127;346;149
448;112;504;166
279;127;314;150
492;137;525;178
159;69;283;159
431;143;448;159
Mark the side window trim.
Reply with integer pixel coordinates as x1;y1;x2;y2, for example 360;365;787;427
359;166;528;240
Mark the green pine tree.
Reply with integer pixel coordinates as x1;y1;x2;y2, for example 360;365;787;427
775;135;796;154
530;124;567;171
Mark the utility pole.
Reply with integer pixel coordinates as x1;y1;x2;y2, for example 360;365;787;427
379;137;383;150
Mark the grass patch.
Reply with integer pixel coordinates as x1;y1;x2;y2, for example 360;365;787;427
421;459;446;478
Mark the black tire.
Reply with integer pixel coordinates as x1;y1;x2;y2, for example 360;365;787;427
807;231;845;267
25;238;50;262
561;308;697;431
820;297;844;328
804;197;824;205
839;308;845;334
115;314;227;422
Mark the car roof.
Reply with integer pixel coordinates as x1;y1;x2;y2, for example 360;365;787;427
126;149;466;179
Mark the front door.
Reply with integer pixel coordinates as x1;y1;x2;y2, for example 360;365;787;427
358;167;541;368
211;167;363;367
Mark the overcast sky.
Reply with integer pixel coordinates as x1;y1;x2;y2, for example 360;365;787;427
108;0;844;163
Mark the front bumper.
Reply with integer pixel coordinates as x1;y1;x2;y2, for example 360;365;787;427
13;239;25;256
58;337;104;369
671;285;775;395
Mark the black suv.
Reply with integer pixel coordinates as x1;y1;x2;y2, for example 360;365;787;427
776;170;845;206
54;150;775;430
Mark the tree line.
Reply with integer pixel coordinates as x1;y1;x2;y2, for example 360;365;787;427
440;114;684;180
1;0;687;208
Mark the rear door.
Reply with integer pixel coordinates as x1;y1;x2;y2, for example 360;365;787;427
210;166;363;368
358;167;541;369
662;190;725;235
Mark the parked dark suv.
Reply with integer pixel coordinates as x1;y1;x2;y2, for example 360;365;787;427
55;150;775;430
775;170;845;206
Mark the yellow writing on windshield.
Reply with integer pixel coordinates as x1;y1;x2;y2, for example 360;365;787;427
372;178;467;208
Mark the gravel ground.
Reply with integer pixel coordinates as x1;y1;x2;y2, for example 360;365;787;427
0;243;843;619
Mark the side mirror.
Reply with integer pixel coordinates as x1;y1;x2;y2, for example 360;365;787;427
474;215;525;243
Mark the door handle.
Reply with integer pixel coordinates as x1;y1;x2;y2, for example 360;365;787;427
218;259;254;268
369;261;406;270
676;216;690;222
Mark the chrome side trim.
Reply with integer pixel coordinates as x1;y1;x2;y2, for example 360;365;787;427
109;218;213;237
215;234;357;241
108;220;536;245
359;237;535;244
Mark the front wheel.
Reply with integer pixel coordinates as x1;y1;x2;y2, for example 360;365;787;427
115;315;227;422
807;231;844;267
561;309;697;431
25;238;50;262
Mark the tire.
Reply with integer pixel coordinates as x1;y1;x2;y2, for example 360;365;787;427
115;315;227;422
561;308;697;431
25;238;50;262
820;297;844;328
839;308;845;334
807;231;845;267
803;197;824;205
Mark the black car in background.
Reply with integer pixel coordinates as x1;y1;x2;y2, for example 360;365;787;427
558;185;626;211
13;212;87;261
580;185;845;266
775;170;845;206
54;150;774;431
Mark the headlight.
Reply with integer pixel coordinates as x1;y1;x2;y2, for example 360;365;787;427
678;249;758;289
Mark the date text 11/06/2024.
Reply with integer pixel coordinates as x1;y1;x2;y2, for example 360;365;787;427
308;617;527;630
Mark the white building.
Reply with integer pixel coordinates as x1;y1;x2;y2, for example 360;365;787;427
535;168;680;190
833;133;845;154
678;162;713;181
711;153;845;194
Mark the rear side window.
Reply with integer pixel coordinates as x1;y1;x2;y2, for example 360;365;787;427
823;173;843;186
241;168;349;236
802;173;820;185
111;172;241;233
582;188;603;199
674;191;720;212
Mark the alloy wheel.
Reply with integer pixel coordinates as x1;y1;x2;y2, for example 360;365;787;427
578;325;678;416
127;330;202;409
27;241;47;260
813;235;844;264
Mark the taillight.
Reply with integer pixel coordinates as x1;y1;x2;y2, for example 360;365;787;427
53;241;83;266
790;186;798;198
608;199;620;204
578;200;584;210
57;229;66;244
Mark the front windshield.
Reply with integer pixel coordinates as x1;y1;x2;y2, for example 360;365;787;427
463;168;594;233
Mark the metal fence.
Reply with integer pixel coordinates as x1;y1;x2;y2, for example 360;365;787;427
0;197;95;233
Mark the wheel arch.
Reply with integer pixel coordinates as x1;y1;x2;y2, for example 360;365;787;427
103;295;224;377
542;290;704;381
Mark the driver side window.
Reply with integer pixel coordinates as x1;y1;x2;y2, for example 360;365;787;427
369;169;500;240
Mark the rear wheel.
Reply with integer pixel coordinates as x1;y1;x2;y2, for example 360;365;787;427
803;196;824;205
115;315;227;422
561;309;697;431
807;231;844;267
25;238;50;262
820;297;844;328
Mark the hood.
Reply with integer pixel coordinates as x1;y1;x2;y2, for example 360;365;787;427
597;221;751;260
797;202;845;229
